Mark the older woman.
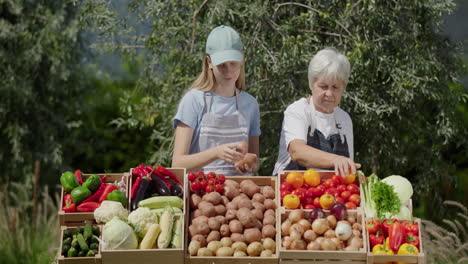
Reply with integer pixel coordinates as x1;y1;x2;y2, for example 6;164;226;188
273;48;360;177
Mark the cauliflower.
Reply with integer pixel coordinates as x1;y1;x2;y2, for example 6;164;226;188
127;207;158;238
94;200;128;224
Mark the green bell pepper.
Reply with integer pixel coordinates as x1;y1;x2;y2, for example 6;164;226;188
107;190;127;207
71;186;91;204
83;174;102;193
60;171;80;192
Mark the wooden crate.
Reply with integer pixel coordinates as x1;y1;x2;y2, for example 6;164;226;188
57;222;102;264
278;170;362;211
279;209;368;264
365;218;425;264
101;168;186;264
58;173;129;226
185;176;280;264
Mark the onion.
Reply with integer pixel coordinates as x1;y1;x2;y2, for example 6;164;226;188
307;241;320;250
324;229;336;238
308;208;326;222
311;219;329;235
326;215;337;229
335;221;352;241
303;230;317;242
288;210;304;223
320;238;337;250
347;237;363;249
297;219;311;230
330;203;348;220
290;239;306;250
281;219;292;236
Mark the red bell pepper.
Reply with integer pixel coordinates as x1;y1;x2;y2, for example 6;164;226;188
63;194;73;207
77;202;100;212
82;183;106;203
404;233;420;249
98;184;118;203
403;219;419;235
130;176;142;199
157;165;182;185
74;170;84;184
369;230;385;249
388;221;405;252
366;219;382;234
383;218;399;236
62;198;76;213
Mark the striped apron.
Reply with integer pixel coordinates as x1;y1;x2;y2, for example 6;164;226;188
198;89;249;176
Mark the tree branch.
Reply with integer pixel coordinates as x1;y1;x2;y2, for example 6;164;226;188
191;0;209;52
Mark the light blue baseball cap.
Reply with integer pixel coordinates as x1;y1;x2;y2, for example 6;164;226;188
206;25;243;66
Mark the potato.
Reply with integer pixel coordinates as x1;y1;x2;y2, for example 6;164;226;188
190;194;202;209
188;240;201;256
231;241;247;252
215;215;227;225
263;214;276;226
233;250;247;257
214;204;227;216
260;249;273;257
203;192;222;205
193;215;209;225
207;241;223;254
220;237;233;247
225;209;237;221
224;186;240;200
224;179;239;189
197;247;213;256
251;208;264;221
191;234;207;247
247;241;263;256
237;198;253;209
207;230;221;243
229;219;243;233
236;207;257;228
197;223;211;235
220;224;231;237
226;202;238;211
262;238;276;253
264;199;276;210
244;228;262;243
252;193;265;204
230;233;246;243
262;224;276;239
264;209;275;218
252;202;266;213
208;217;221;231
216;247;234;256
261;186;275;199
240;180;260;197
192;209;202;219
198;201;216;217
220;196;229;206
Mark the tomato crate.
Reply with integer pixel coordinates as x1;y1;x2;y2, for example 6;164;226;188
365;218;425;264
57;222;102;264
185;176;280;264
101;168;186;264
58;173;129;226
279;208;368;264
278;170;362;212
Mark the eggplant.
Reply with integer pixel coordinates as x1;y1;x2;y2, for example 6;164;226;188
150;174;171;196
131;176;150;211
330;202;348;220
170;184;183;198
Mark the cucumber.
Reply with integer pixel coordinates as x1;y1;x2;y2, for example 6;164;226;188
157;206;174;249
77;233;89;252
84;222;92;239
138;196;183;209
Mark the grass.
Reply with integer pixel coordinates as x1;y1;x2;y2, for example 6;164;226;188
422;200;468;264
0;180;60;264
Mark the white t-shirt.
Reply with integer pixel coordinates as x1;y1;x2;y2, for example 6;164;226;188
272;98;354;175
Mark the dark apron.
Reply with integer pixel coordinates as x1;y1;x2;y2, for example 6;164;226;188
284;125;350;171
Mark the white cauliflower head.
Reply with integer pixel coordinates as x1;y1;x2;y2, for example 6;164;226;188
127;207;158;238
94;200;128;224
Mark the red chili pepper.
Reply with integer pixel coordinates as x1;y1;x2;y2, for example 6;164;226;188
82;183;106;203
74;170;84;184
404;233;420;249
63;194;73;207
403;219;419;235
77;202;100;212
388;221;405;252
157;165;182;185
62;202;76;213
152;169;171;188
369;230;385;249
98;184;118;203
131;176;142;199
383;218;399;236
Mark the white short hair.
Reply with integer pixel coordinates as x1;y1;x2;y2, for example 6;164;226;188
308;48;351;86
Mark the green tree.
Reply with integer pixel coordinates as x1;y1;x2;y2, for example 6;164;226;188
81;0;467;219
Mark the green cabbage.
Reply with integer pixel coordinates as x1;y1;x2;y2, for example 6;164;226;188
381;175;413;204
102;217;138;250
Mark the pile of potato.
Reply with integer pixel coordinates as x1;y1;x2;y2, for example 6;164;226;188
188;179;277;257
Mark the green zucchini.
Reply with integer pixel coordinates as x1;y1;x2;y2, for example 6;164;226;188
157;206;174;249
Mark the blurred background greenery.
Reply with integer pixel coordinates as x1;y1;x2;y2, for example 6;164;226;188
0;0;466;263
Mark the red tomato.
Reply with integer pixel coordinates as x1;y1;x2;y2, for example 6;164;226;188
215;184;224;193
340;190;352;201
302;183;310;189
196;170;205;178
216;174;225;184
323;179;336;188
206;171;217;179
313;197;322;208
337;184;347;193
349;194;361;206
190;181;201;192
347;183;360;194
325;187;340;198
199;179;208;191
335;197;345;204
280;189;291;199
187;172;197;182
207;179;216;186
345;202;357;209
304;204;316;210
280;182;294;191
205;184;215;193
331;175;342;185
312;185;326;197
304;197;315;205
305;187;315;198
292;188;307;201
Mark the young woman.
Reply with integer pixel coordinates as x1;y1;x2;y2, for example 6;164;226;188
172;25;261;176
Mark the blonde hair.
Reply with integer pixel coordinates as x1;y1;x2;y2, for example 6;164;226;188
190;55;246;91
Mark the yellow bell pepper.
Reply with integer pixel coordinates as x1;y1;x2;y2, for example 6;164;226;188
395;243;419;264
372;244;395;255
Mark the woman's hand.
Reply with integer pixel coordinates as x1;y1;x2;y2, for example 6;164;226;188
215;141;246;163
235;153;258;174
332;155;361;178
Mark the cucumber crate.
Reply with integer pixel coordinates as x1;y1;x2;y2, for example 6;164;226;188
57;222;102;264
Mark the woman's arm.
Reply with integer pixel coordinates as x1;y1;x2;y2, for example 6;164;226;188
288;139;360;177
171;122;245;172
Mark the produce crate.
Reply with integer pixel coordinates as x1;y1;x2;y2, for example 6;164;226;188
185;176;280;264
279;208;368;264
101;168;186;264
365;218;425;264
278;170;362;211
57;222;102;264
58;173;129;226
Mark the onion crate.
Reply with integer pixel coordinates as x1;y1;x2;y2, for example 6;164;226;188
101;168;186;264
58;173;129;226
365;218;425;264
57;222;102;264
185;176;280;264
279;208;368;264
